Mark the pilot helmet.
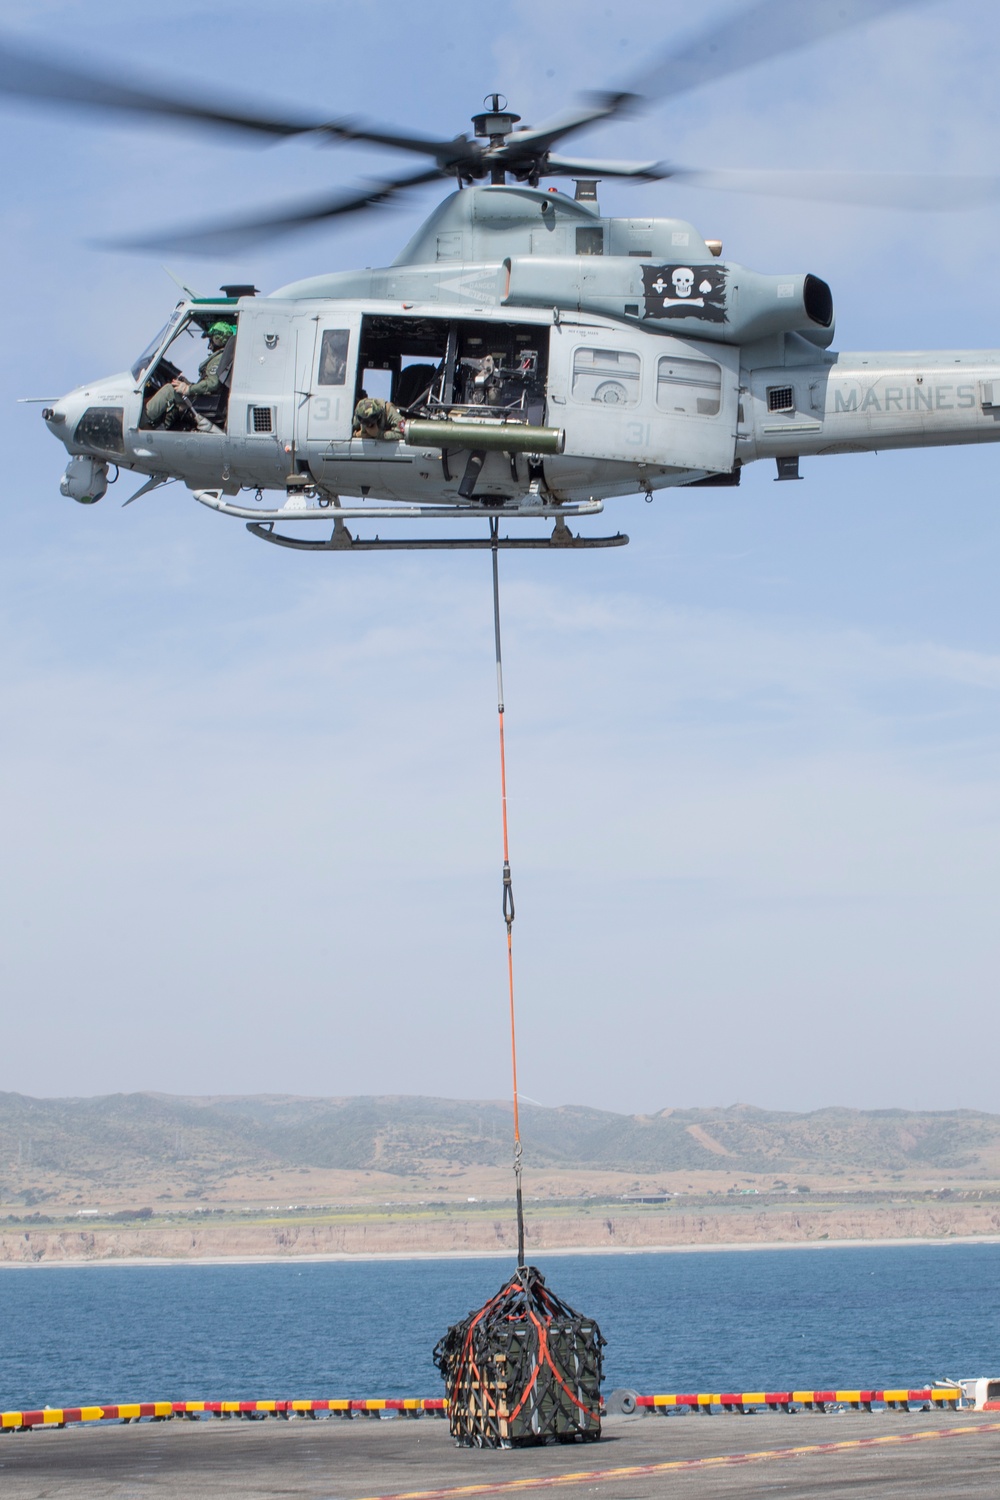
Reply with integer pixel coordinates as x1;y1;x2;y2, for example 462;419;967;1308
207;320;237;344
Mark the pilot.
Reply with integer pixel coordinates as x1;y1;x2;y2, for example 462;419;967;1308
145;321;237;429
353;395;404;440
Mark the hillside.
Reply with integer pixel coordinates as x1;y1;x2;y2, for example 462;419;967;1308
3;1092;1000;1211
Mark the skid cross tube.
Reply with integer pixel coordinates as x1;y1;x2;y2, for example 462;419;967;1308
191;489;605;522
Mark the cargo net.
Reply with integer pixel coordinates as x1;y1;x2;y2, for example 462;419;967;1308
433;1265;605;1448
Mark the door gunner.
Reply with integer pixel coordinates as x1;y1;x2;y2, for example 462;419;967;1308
353;396;404;439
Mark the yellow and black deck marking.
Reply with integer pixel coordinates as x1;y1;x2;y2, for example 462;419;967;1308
356;1420;1000;1500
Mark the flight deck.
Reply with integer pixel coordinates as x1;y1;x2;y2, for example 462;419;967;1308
2;1410;1000;1500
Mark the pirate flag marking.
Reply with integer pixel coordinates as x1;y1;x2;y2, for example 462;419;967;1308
643;263;727;322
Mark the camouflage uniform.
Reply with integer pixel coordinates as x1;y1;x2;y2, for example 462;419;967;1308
353;396;404;439
145;325;234;429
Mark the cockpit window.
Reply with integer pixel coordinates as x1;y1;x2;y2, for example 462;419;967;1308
139;310;239;434
131;309;184;380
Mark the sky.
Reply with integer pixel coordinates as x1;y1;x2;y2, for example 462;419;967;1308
3;0;1000;1117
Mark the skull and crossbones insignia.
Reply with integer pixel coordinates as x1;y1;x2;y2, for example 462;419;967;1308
656;267;703;307
642;263;727;321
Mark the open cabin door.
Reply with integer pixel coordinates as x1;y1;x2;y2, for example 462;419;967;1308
550;322;740;473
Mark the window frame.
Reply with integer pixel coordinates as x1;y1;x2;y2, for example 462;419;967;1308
655;354;724;419
318;328;351;387
570;345;643;409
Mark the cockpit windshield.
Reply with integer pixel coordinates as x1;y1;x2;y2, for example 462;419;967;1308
131;308;184;380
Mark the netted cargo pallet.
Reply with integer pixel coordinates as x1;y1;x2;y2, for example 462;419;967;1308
433;1265;605;1448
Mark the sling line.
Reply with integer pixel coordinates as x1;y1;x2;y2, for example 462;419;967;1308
490;517;525;1270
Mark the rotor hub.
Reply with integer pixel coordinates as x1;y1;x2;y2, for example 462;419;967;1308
472;93;521;143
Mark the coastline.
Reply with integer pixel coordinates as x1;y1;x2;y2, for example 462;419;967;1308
4;1195;1000;1266
2;1232;999;1269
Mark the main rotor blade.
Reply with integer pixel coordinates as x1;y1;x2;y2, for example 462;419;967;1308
624;0;930;109
0;31;581;178
112;167;444;255
530;0;933;148
318;120;479;168
0;36;315;137
504;104;623;155
0;35;478;161
667;167;1000;211
541;155;667;181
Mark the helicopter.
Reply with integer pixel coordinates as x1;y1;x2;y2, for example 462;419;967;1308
10;0;1000;553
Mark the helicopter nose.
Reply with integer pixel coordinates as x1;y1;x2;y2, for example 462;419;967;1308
41;390;85;448
42;372;136;455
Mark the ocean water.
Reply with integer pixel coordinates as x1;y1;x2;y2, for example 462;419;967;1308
0;1243;998;1411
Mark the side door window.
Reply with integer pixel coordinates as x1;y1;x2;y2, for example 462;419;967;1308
656;355;723;417
571;347;642;408
318;329;350;387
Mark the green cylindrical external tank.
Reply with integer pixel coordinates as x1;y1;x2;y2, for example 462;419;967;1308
403;419;565;455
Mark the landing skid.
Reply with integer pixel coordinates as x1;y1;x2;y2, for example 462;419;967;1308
246;522;629;552
189;487;628;552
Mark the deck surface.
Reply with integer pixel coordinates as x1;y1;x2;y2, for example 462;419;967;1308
2;1409;999;1498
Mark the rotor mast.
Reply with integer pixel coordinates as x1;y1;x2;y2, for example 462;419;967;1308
472;94;522;186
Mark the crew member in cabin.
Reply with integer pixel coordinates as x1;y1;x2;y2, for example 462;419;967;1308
353;396;404;439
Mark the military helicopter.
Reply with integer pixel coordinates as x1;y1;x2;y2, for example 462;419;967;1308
9;0;1000;552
